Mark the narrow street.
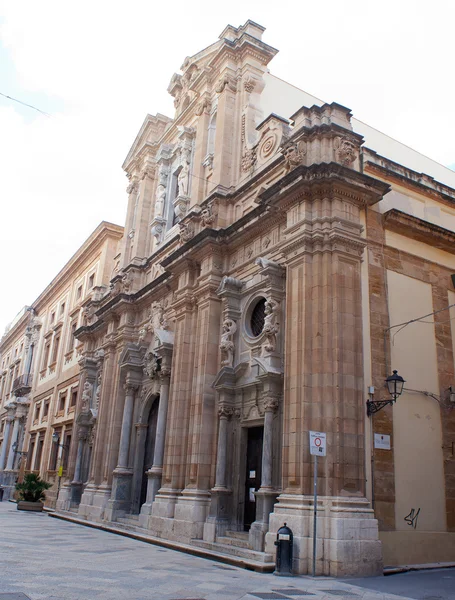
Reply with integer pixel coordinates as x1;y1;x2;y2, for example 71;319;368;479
1;502;452;600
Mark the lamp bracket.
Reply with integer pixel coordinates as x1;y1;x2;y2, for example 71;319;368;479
366;398;395;417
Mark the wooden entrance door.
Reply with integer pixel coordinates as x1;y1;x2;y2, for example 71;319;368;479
244;426;263;531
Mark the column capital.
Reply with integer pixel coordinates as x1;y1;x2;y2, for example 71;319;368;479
263;396;280;413
124;382;139;394
218;405;234;419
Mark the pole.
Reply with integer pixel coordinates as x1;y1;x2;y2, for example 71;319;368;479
312;454;317;577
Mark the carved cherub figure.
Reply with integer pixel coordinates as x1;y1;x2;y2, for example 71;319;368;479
263;299;279;353
81;381;93;412
220;319;237;367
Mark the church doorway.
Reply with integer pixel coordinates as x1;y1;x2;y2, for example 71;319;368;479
244;426;263;531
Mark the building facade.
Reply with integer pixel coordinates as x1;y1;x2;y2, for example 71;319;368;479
0;222;123;504
3;20;455;576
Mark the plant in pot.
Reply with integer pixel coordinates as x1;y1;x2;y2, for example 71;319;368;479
16;473;52;512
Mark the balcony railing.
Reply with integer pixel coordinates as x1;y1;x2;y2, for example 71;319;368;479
12;373;33;395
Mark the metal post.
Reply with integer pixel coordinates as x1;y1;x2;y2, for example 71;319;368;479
312;454;317;577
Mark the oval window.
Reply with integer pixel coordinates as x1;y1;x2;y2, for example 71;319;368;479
250;298;266;337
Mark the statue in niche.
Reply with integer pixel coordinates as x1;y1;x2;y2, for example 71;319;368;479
263;299;279;353
178;161;190;197
81;381;93;412
220;319;237;367
94;372;102;411
154;184;166;217
143;351;160;379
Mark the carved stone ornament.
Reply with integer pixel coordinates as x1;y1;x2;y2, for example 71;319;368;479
122;271;133;293
282;139;307;171
151;217;166;245
220;318;237;367
139;301;169;343
195;97;211;116
263;298;279;353
81;381;93;413
126;178;139;195
241;147;257;172
263;396;279;413
218;405;234;419
200;204;215;227
179;221;194;243
143;351;160;379
243;75;256;93
215;73;237;94
334;136;357;166
82;305;95;325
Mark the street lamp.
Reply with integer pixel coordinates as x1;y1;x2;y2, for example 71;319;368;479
367;370;405;416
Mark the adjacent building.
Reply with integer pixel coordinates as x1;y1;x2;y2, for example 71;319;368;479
3;20;455;576
0;222;123;505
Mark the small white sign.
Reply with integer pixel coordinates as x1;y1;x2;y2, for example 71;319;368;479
249;470;256;478
374;433;391;450
309;431;326;456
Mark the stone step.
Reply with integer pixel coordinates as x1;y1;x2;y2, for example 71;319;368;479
225;530;250;541
191;539;274;564
116;515;140;526
217;535;251;549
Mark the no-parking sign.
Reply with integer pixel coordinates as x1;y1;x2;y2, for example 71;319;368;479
309;431;326;456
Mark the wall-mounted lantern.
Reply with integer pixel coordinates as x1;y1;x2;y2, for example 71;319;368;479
367;370;405;417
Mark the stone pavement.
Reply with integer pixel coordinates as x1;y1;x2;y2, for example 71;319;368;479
0;501;413;600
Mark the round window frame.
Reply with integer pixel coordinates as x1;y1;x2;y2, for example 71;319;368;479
243;295;268;342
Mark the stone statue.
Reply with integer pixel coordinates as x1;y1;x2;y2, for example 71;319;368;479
154;184;166;217
94;372;102;411
144;351;160;379
220;319;237;367
178;161;190;197
263;299;279;352
81;381;93;412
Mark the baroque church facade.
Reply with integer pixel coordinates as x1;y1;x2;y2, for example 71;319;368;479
2;20;455;576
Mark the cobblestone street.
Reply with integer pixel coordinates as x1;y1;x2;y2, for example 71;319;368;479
0;502;425;600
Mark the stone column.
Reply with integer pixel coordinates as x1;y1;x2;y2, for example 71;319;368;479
249;397;279;552
214;405;233;490
116;383;136;469
0;417;13;471
6;417;20;471
203;404;234;542
106;382;137;518
261;399;278;490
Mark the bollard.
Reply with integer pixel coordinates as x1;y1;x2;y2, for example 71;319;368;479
274;523;293;576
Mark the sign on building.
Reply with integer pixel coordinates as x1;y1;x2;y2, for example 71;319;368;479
309;431;327;456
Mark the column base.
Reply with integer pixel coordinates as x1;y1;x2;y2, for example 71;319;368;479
138;469;162;528
203;487;232;543
105;469;133;521
249;489;279;551
265;494;383;577
78;482;112;522
143;487;181;537
56;482;72;511
172;488;211;543
0;470;18;501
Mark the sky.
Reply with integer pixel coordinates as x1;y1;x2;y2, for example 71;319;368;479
1;0;454;334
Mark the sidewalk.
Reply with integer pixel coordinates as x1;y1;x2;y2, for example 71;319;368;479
0;501;414;600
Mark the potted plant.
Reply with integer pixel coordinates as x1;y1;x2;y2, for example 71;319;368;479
15;473;52;512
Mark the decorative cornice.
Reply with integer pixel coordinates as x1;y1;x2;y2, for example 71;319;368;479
383;208;455;254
